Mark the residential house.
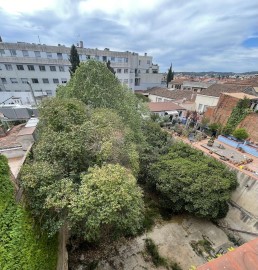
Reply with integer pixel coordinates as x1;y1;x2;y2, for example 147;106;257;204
195;84;256;113
148;102;186;118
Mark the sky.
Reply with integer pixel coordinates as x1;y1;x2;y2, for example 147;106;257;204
0;0;257;73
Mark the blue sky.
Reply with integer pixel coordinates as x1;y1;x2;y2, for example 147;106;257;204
0;0;257;72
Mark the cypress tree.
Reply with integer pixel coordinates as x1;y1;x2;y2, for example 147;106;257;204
69;44;80;76
106;60;116;75
166;63;173;88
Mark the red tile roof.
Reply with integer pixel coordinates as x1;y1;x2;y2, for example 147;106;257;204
148;102;186;112
197;238;258;270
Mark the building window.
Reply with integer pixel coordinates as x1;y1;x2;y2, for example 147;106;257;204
59;66;65;72
86;55;91;60
118;58;122;63
61;78;67;84
53;78;59;84
139;60;141;65
124;79;128;83
9;49;17;56
198;104;203;111
1;78;7;84
16;65;24;70
124;69;128;73
146;69;149;73
46;90;52;96
57;53;63;59
27;65;35;71
95;55;99;61
111;57;115;62
34;51;41;58
22;50;29;57
46;52;52;58
102;56;107;62
50;66;56;71
42;78;49;84
10;78;18;84
147;60;151;65
21;78;28;84
0;49;5;56
117;69;122;73
32;78;39;84
39;65;46;71
5;64;13;70
125;58;128;63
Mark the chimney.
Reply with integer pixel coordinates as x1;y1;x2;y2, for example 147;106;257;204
80;41;83;48
0;36;2;42
144;52;147;56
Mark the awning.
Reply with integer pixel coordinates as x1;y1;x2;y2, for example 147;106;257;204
165;110;179;115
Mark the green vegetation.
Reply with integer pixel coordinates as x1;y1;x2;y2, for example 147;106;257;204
144;238;167;267
135;92;150;102
0;155;57;270
144;238;182;270
166;63;174;87
21;62;144;242
224;97;251;135
190;237;214;257
233;128;249;140
69;44;80;75
150;142;237;219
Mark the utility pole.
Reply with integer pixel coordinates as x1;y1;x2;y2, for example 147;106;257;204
27;81;37;106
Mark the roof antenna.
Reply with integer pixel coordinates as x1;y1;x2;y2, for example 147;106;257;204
38;35;41;44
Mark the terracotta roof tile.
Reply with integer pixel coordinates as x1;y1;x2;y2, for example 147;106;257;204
197;238;258;270
198;84;253;97
148;102;186;112
145;87;196;101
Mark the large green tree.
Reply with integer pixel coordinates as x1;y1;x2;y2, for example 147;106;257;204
151;142;237;219
69;44;80;76
57;60;144;142
21;98;141;237
69;164;144;241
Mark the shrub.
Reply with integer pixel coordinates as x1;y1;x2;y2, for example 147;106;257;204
233;128;249;140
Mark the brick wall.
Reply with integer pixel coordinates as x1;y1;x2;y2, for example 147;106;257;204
204;93;258;143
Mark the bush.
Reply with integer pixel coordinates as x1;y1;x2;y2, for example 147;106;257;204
233;128;249;140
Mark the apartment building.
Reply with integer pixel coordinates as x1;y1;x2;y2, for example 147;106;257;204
0;40;165;105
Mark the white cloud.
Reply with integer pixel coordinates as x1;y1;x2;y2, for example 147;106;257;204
0;0;257;72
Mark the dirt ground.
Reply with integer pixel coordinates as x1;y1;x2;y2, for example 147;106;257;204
73;215;234;270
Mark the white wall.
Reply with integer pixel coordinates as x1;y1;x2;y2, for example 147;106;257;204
195;94;219;112
148;94;174;102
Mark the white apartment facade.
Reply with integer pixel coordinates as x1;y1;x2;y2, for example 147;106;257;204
0;41;165;105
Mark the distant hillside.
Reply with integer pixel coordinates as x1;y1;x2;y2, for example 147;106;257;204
175;71;258;76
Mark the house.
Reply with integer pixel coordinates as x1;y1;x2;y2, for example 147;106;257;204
169;80;213;92
148;102;186;117
197;238;258;270
144;87;196;103
195;84;256;113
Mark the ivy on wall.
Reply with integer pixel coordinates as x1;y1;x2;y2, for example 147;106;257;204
223;97;251;135
0;155;57;270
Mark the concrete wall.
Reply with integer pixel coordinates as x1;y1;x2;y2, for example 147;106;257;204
221;169;258;242
148;94;174;102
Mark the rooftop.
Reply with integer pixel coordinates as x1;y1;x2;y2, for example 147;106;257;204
197;84;253;97
145;87;196;101
197;237;258;270
223;92;258;100
148;102;186;112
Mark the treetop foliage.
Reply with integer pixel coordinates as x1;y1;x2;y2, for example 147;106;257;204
57;60;144;142
151;142;238;219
